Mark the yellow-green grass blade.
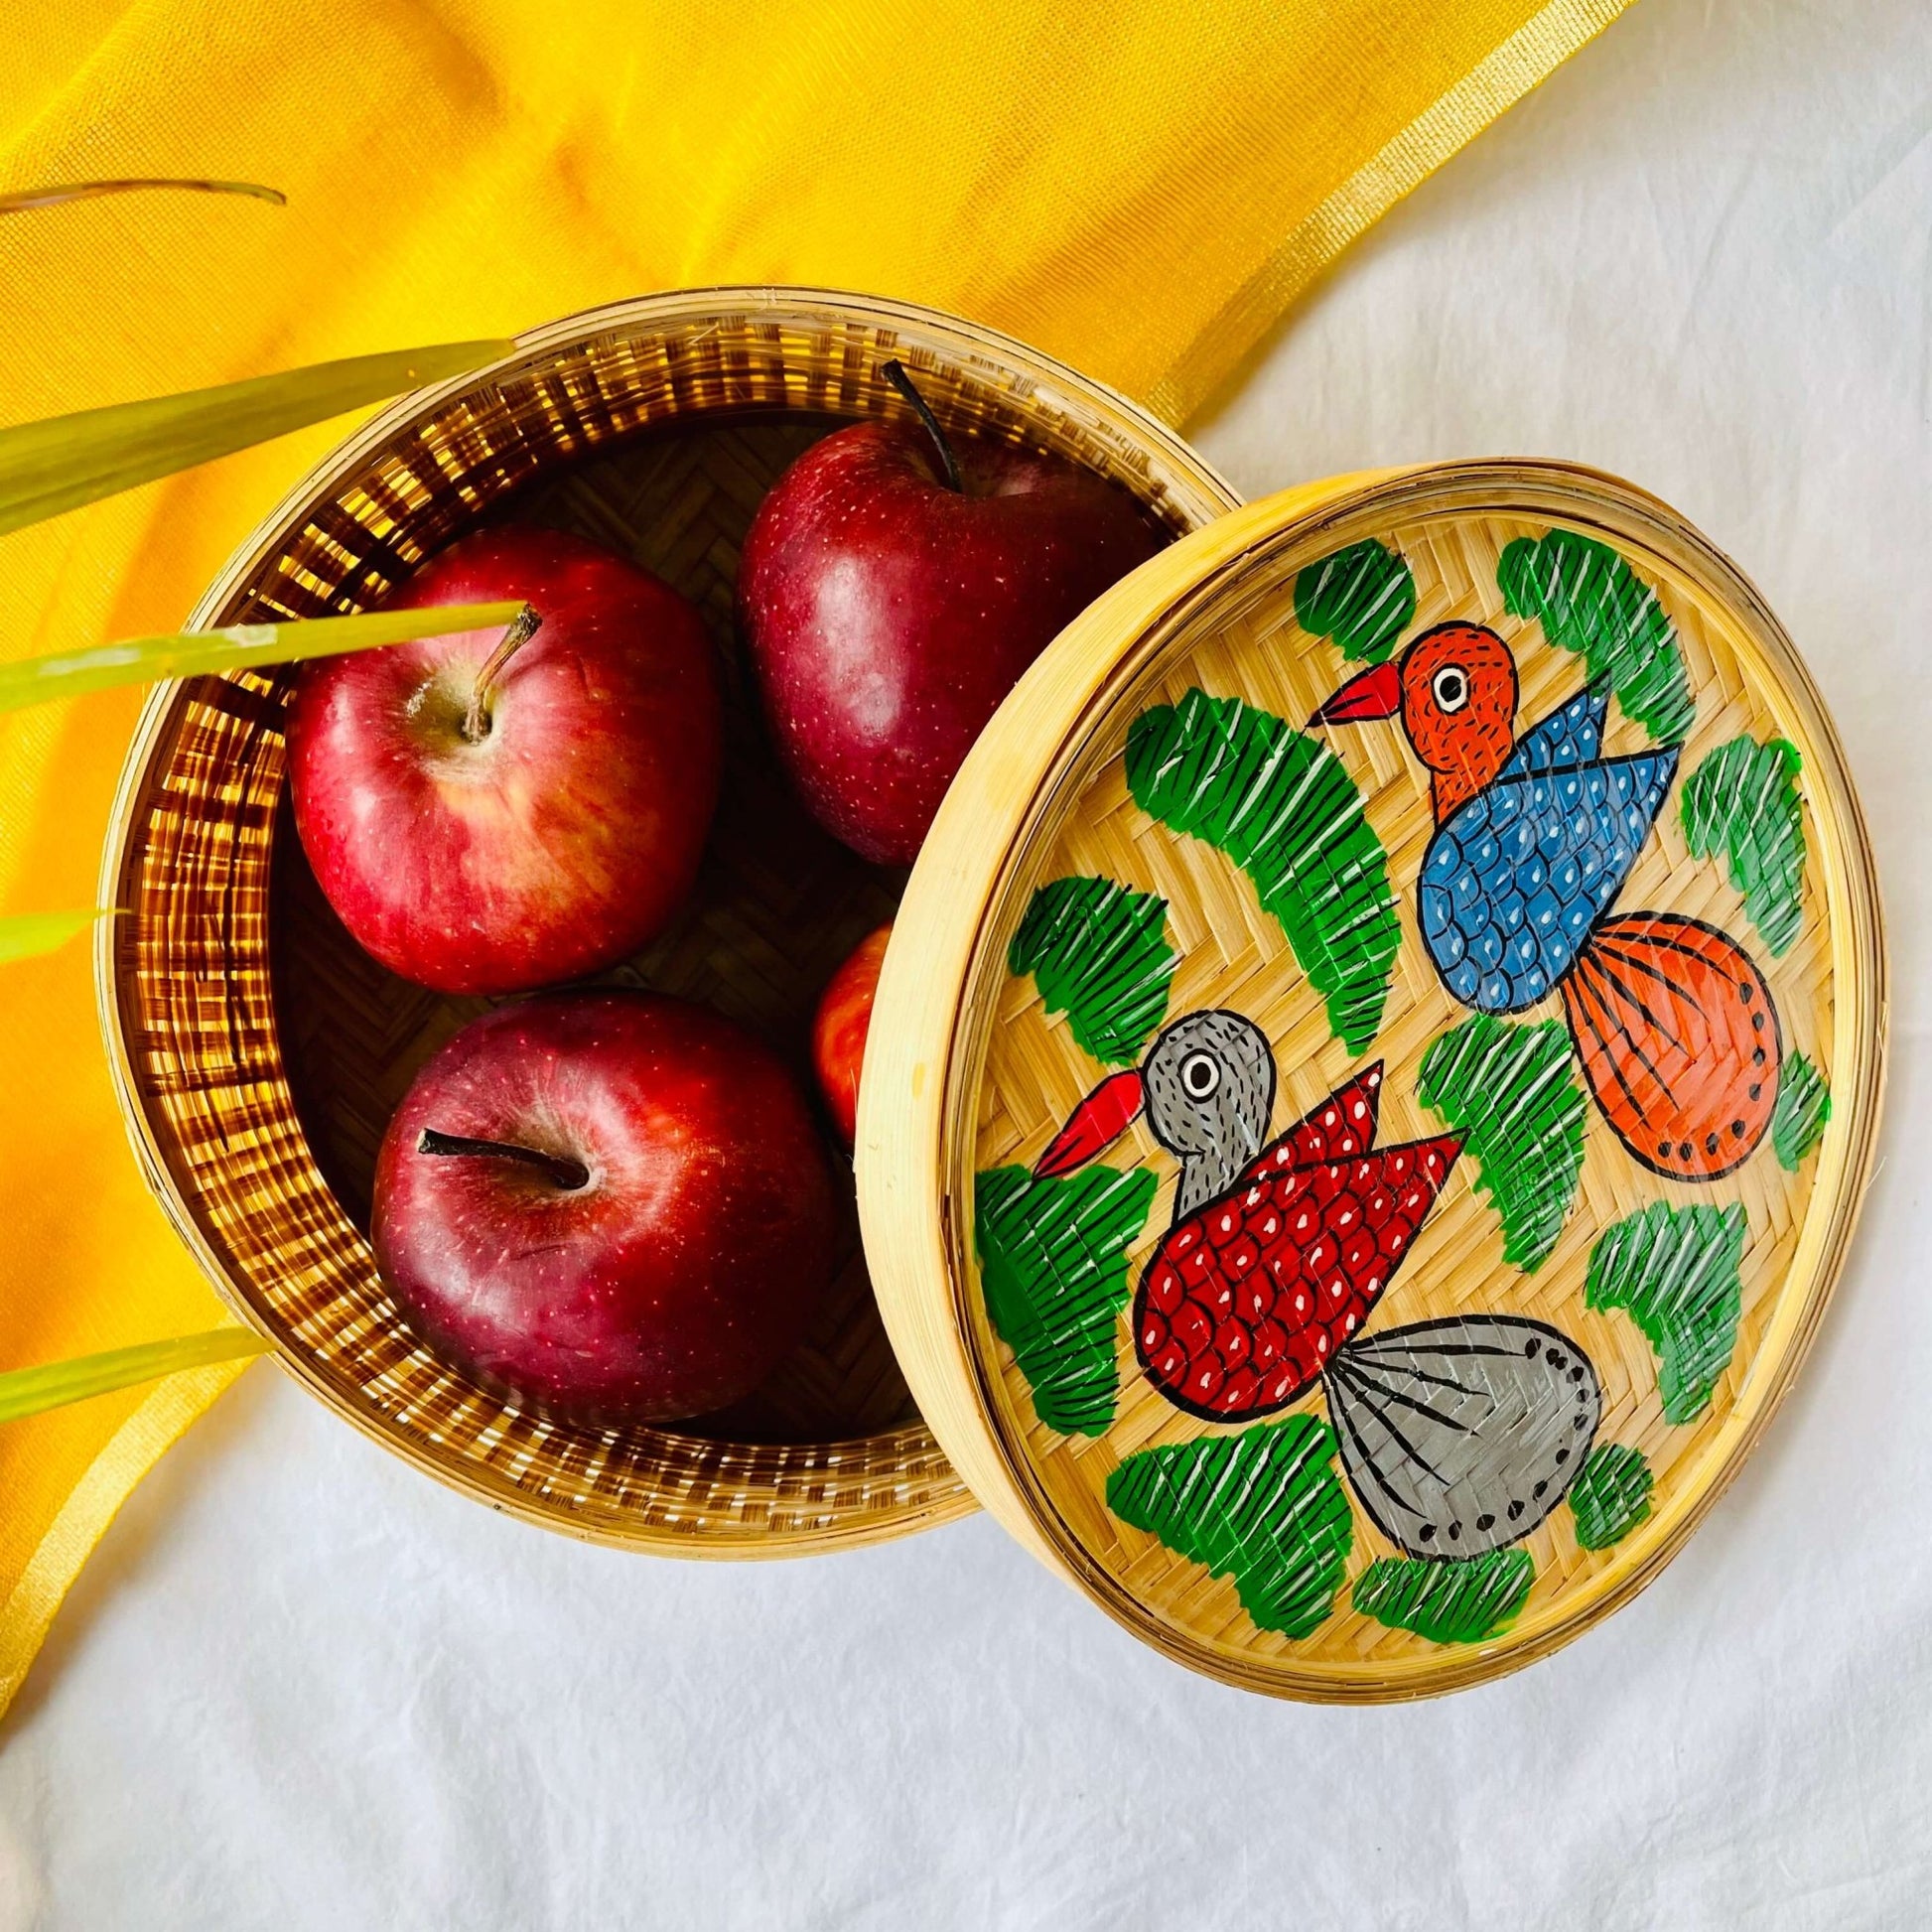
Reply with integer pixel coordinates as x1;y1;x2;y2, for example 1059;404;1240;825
0;178;285;216
0;1328;269;1426
0;338;513;537
0;906;112;963
0;601;526;712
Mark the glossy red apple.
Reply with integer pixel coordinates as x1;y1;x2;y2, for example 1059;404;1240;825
372;991;835;1427
811;922;891;1146
287;525;721;996
738;365;1163;866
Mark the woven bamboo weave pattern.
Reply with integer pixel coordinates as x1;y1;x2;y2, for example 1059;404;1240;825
945;472;1881;1693
100;293;1240;1556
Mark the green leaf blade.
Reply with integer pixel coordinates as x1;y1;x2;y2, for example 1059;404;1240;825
1772;1051;1832;1170
1567;1444;1655;1550
0;602;525;712
1417;1014;1587;1270
1498;529;1694;742
1586;1202;1747;1424
975;1165;1158;1436
1106;1417;1352;1636
1681;735;1807;955
0;178;285;217
1294;538;1416;664
0;1328;268;1425
1352;1550;1534;1643
1126;689;1400;1053
0;906;107;964
1008;876;1176;1065
0;339;513;538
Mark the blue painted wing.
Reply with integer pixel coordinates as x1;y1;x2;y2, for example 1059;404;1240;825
1497;686;1608;779
1419;745;1680;1011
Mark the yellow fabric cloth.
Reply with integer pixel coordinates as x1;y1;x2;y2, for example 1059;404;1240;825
0;0;1633;1715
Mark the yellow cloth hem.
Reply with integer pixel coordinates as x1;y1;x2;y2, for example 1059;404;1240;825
0;1357;258;1716
1151;0;1636;425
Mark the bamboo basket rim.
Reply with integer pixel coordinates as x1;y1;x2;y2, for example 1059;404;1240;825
91;287;1240;1558
858;458;1887;1695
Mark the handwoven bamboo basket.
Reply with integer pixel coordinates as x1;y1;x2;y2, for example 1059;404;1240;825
95;289;1241;1557
861;462;1885;1698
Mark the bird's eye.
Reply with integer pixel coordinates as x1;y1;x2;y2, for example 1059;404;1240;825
1179;1051;1220;1100
1432;664;1470;713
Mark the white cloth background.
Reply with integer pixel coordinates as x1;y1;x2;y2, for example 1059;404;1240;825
4;0;1930;1923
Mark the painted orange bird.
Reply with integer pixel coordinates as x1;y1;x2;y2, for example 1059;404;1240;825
1314;624;1780;1181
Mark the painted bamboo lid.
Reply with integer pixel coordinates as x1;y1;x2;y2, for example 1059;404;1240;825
861;461;1885;1700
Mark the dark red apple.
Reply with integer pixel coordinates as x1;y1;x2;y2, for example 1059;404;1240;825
371;991;836;1426
811;922;891;1146
287;525;721;996
738;366;1163;866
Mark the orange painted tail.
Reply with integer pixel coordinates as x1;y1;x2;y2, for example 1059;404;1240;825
1561;914;1780;1181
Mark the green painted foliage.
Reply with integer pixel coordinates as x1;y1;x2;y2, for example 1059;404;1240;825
975;1166;1158;1437
1126;689;1400;1054
1568;1444;1654;1550
1587;1202;1747;1424
1008;876;1176;1066
1294;538;1416;664
1498;529;1695;742
1417;1015;1587;1270
1351;1550;1535;1643
1681;735;1806;955
1106;1417;1353;1637
1773;1051;1832;1171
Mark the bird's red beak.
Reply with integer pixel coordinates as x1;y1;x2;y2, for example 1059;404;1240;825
1033;1069;1146;1177
1310;658;1402;727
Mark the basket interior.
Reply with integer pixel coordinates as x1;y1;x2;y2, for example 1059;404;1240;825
273;415;919;1445
107;296;1238;1552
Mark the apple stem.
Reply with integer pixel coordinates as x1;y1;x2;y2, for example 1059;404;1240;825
461;604;542;745
417;1127;590;1191
880;359;962;492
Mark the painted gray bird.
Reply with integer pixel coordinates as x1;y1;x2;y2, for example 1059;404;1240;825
1037;1009;1604;1558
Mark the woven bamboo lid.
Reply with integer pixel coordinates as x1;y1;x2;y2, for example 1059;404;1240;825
860;462;1885;1699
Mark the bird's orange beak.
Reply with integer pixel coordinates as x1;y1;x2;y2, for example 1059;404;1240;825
1034;1068;1146;1177
1310;658;1402;727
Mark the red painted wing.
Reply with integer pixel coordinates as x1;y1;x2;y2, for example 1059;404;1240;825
1235;1062;1384;1184
1135;1127;1462;1422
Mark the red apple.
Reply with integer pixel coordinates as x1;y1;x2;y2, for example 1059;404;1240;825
738;368;1162;866
287;525;721;996
811;922;892;1146
371;991;835;1426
